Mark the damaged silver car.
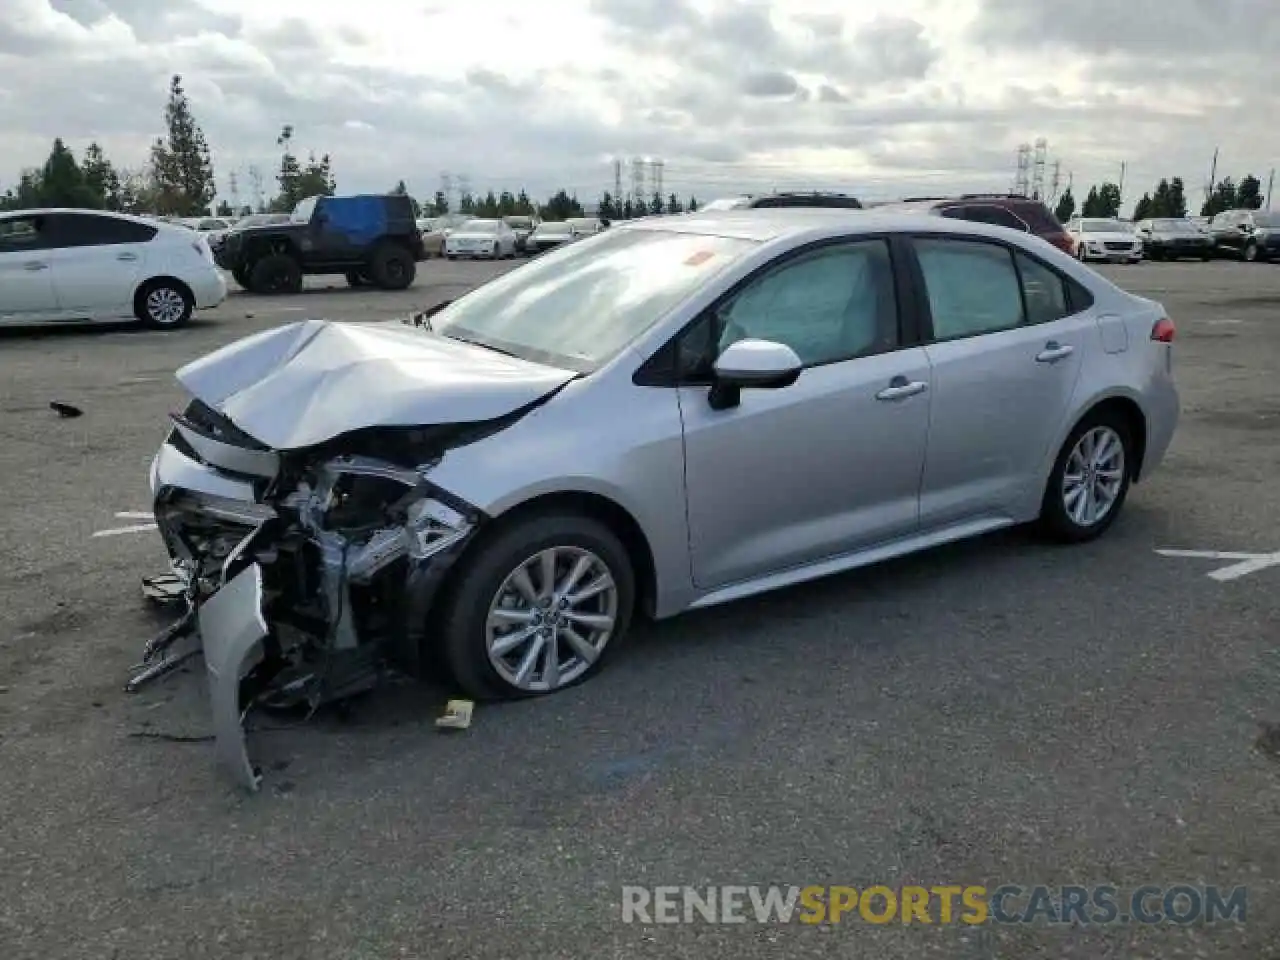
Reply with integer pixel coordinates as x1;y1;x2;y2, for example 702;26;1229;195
135;210;1179;790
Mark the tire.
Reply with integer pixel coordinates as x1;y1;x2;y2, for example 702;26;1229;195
1037;411;1134;543
367;243;416;290
345;270;367;288
248;254;303;295
231;266;250;289
135;278;194;329
1200;255;1211;262
434;511;636;701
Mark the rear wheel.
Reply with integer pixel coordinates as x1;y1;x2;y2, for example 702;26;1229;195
248;254;303;294
135;279;194;329
434;512;635;700
1038;412;1134;543
368;244;416;290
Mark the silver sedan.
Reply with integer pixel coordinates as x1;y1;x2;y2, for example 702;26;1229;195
143;209;1179;789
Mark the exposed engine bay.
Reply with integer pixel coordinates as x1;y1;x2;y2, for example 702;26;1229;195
132;398;494;790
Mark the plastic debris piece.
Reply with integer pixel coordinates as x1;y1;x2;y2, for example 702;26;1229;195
50;401;83;418
435;699;474;731
142;573;187;604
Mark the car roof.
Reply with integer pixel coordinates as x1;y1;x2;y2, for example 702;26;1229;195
0;207;162;226
614;208;1061;245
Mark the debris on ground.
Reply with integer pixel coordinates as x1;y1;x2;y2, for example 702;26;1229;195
49;401;83;418
435;699;474;731
1255;721;1280;760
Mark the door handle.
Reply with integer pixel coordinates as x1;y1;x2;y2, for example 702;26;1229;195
875;377;928;401
23;261;48;271
116;252;139;261
1036;341;1074;363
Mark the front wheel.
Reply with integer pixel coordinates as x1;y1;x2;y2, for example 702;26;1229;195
1038;413;1134;543
248;254;303;295
368;244;416;290
434;512;636;700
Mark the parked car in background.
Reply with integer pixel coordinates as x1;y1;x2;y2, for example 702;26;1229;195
566;217;606;236
526;220;575;253
0;208;225;328
208;212;290;260
1134;218;1213;261
1065;217;1143;263
214;193;425;293
502;215;540;253
1208;209;1280;262
872;195;1074;255
420;212;472;258
177;216;234;249
700;191;863;211
444;218;519;259
145;208;1179;788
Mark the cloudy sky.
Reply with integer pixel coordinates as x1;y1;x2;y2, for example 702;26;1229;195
2;0;1277;212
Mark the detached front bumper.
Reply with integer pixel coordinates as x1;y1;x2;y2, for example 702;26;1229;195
141;409;483;791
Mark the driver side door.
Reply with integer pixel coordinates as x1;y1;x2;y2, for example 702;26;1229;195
675;237;933;590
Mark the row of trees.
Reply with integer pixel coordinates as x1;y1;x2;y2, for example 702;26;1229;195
394;182;702;222
1052;173;1267;223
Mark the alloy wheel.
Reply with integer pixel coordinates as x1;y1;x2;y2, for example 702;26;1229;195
485;546;618;692
1061;425;1126;527
146;286;187;325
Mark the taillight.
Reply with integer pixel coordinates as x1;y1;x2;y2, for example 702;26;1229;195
1151;317;1175;342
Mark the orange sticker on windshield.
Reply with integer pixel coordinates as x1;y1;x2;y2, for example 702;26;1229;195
684;250;715;266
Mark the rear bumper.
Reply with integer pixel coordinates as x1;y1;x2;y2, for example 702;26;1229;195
192;268;228;309
1142;374;1180;480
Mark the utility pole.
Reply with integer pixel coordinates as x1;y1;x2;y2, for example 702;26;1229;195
1118;161;1126;213
247;165;264;212
1205;148;1218;207
613;158;623;204
228;170;240;214
1266;168;1275;210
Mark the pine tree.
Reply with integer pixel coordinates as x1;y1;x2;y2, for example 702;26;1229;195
668;192;682;214
1054;187;1075;222
1133;193;1153;221
149;75;215;215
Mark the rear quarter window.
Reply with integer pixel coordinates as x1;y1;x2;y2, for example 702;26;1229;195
1010;202;1065;234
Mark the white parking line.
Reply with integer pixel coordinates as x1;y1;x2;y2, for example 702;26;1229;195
93;523;157;538
115;511;154;519
1155;548;1280;581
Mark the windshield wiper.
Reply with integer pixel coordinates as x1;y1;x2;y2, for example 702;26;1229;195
446;334;523;360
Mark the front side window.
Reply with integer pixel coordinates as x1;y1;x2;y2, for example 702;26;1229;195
707;239;898;368
914;238;1025;340
430;227;758;371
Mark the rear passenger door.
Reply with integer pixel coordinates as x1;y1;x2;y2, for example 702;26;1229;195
907;236;1092;527
45;213;154;315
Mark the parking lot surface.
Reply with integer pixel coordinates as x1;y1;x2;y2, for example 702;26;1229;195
1;259;1278;959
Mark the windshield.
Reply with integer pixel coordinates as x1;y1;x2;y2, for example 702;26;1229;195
1151;219;1197;232
1081;219;1124;232
503;217;533;229
1254;214;1280;228
430;228;758;371
700;197;751;210
461;219;498;233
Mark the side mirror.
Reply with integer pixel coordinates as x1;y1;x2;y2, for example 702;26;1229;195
708;338;803;410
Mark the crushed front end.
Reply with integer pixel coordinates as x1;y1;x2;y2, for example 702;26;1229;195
137;399;483;790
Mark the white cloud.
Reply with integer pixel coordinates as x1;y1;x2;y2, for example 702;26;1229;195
2;0;1277;212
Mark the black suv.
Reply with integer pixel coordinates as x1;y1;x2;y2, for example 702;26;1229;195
215;194;426;294
698;191;863;211
869;194;1074;255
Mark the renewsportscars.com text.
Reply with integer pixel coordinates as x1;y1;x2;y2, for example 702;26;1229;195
621;885;1247;925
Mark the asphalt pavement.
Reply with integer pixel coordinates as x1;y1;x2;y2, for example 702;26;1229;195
1;259;1278;959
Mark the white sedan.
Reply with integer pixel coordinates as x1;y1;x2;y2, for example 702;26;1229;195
0;208;227;328
444;218;519;259
1065;217;1143;264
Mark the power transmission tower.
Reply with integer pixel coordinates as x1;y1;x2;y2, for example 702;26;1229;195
650;159;664;199
1013;143;1032;197
630;157;646;205
247;165;264;211
458;174;472;205
1031;139;1048;200
228;170;240;213
439;172;453;210
1049;159;1062;202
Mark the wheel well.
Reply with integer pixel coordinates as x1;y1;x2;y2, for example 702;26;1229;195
133;276;194;312
1084;396;1148;482
461;491;659;617
245;237;299;262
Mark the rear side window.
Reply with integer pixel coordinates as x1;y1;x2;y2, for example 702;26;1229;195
0;215;50;250
914;238;1024;340
47;213;158;247
1006;202;1063;234
1014;251;1070;324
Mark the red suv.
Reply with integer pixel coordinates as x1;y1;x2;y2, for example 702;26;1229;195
869;194;1074;255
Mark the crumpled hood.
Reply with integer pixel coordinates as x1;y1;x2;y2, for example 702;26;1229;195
175;318;577;450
